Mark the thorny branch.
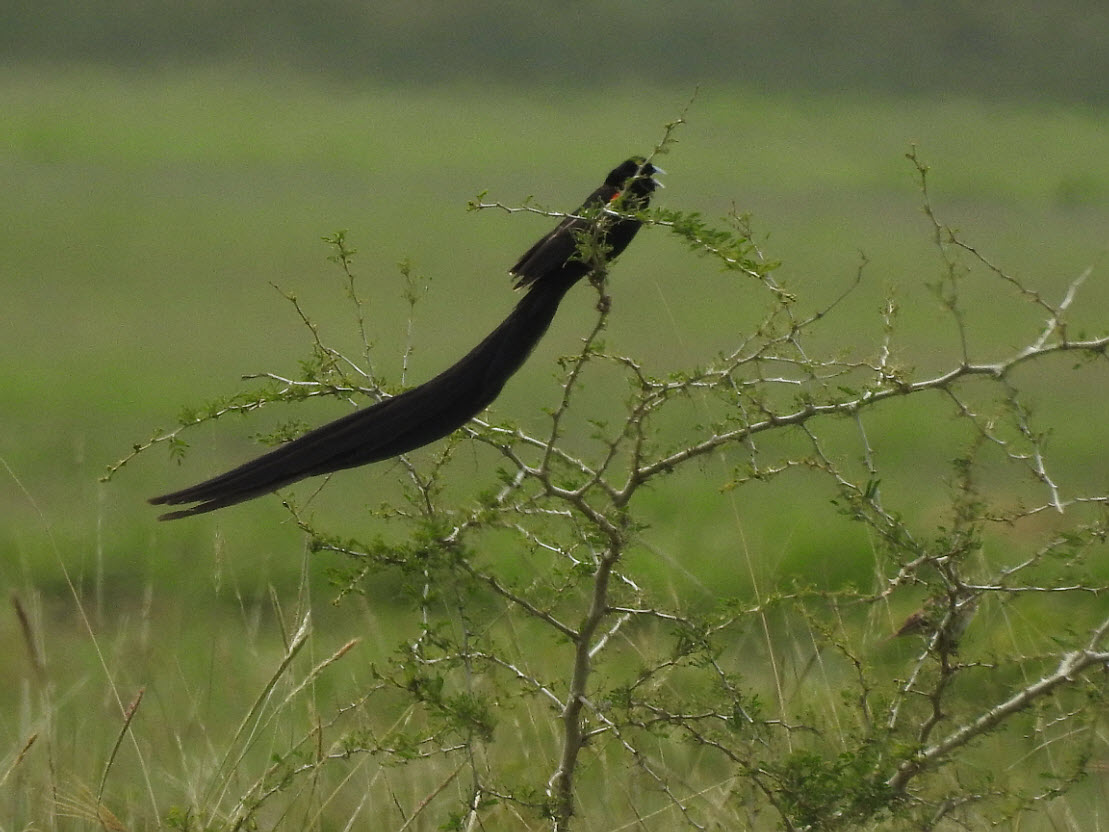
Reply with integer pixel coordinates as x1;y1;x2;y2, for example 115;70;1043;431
115;144;1107;830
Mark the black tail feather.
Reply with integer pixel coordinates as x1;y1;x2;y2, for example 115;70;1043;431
150;277;575;519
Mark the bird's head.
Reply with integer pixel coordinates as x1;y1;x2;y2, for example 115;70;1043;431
606;157;664;206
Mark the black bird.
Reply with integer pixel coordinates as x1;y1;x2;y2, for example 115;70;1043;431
150;157;661;519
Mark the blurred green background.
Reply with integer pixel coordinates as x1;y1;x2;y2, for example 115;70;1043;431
2;2;1108;826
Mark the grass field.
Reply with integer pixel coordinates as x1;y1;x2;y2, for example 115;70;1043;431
2;65;1108;828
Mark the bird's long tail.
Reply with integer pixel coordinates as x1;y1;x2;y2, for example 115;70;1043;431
150;277;576;519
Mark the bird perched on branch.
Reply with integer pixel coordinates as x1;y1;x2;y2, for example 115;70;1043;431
886;593;980;650
150;158;663;519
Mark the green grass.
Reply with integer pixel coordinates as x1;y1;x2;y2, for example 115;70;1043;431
2;64;1107;829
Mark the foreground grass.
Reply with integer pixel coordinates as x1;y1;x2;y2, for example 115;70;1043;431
1;64;1107;828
